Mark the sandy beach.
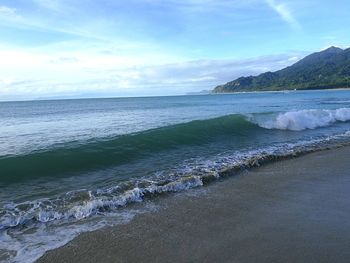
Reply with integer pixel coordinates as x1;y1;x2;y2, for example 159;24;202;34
37;146;350;263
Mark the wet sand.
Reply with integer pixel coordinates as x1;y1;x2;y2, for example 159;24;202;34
37;146;350;263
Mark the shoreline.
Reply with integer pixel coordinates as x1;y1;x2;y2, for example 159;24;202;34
37;146;350;263
211;87;350;95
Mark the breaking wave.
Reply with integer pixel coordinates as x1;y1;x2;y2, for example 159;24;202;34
2;130;350;231
254;108;350;131
2;109;350;185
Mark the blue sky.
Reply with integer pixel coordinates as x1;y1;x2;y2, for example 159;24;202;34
0;0;349;100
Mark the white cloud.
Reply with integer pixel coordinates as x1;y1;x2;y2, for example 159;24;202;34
107;54;302;90
0;5;17;16
48;56;80;64
265;0;301;31
0;76;14;86
0;50;305;101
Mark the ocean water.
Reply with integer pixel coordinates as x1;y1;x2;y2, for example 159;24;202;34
1;90;350;262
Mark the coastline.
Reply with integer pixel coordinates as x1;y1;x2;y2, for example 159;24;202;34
211;87;350;95
37;146;350;263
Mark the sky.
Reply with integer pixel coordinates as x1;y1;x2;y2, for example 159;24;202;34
0;0;349;100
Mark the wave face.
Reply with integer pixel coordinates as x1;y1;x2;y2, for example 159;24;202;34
253;108;350;131
0;114;259;184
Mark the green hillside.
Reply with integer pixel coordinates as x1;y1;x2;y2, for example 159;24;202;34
213;47;350;93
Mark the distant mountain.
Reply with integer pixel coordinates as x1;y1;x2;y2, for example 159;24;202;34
186;90;211;95
213;47;350;93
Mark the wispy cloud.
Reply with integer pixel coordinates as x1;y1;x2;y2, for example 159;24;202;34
0;6;16;15
48;56;80;64
103;53;303;91
265;0;301;31
32;0;65;13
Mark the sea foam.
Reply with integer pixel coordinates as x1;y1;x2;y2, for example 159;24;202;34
255;108;350;131
2;130;350;263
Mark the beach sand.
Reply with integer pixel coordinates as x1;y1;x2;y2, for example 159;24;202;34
37;146;350;263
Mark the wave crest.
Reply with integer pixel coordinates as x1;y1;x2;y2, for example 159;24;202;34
255;108;350;131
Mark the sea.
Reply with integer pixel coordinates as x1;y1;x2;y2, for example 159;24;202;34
1;90;350;262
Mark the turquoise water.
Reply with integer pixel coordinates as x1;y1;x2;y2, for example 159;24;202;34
1;90;350;262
